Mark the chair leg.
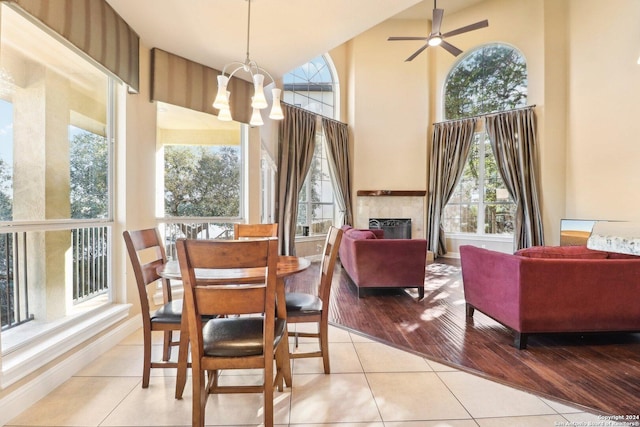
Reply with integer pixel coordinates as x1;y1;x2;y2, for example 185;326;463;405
319;321;330;374
263;356;275;427
206;370;219;393
162;330;172;361
274;343;286;392
142;329;152;388
192;368;207;427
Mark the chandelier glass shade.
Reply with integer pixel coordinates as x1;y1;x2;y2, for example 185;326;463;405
212;0;283;126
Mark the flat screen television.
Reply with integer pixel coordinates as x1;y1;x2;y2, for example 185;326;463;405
559;219;598;246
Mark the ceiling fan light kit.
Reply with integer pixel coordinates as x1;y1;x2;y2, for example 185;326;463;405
213;0;284;125
388;0;489;61
428;36;442;46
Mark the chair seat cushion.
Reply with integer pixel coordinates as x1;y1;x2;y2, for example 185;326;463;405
151;299;183;324
202;317;286;357
285;292;322;315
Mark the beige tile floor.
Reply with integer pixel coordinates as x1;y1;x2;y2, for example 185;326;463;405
6;324;607;427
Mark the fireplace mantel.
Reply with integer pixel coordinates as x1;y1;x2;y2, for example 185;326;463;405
357;190;426;197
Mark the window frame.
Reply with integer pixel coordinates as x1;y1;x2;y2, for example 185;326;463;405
442;43;526;238
155;102;249;257
0;3;123;388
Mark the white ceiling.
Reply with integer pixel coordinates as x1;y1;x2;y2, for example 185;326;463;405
106;0;484;80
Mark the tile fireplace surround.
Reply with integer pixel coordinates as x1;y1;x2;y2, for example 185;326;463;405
356;190;426;239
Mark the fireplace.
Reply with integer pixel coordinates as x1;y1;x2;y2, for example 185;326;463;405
369;218;412;239
356;190;425;239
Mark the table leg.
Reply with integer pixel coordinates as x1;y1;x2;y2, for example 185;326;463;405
174;315;189;399
276;277;293;388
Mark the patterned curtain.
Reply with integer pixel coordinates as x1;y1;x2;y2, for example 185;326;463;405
485;107;544;250
321;117;353;226
276;103;317;255
426;118;477;258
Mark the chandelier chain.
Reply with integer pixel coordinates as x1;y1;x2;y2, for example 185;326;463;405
213;0;284;125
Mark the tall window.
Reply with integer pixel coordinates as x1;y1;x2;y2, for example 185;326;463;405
443;44;527;235
157;102;245;252
283;55;338;236
0;4;115;344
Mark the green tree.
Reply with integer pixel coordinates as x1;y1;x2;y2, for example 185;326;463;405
164;145;240;217
0;158;13;221
70;129;108;219
445;45;527;120
297;139;332;233
0;158;12;328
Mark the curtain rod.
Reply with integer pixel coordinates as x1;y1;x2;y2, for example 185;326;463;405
433;104;537;126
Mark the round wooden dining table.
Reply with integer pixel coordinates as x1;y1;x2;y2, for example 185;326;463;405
158;255;311;399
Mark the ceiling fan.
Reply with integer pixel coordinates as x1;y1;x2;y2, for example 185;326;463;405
388;0;489;61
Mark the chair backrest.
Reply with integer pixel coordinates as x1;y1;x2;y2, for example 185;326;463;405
234;223;278;239
176;237;279;356
123;228;171;314
317;226;343;303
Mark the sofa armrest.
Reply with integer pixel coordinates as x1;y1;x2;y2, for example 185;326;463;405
460;245;523;330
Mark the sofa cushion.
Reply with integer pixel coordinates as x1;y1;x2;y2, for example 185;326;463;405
515;245;609;259
345;228;378;240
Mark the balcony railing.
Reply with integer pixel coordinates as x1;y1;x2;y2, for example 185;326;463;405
0;232;32;331
0;225;109;331
72;226;109;303
159;220;234;260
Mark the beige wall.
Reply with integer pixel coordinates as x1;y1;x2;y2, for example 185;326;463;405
347;18;430;194
337;0;640;248
566;0;640;222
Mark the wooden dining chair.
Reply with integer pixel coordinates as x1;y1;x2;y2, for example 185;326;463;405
285;226;343;374
123;228;181;388
233;222;278;239
176;237;286;427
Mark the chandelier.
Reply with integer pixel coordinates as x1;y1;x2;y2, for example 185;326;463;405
213;0;283;126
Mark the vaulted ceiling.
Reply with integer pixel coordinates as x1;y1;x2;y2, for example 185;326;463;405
106;0;484;80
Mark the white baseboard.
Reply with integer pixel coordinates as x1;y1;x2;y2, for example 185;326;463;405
0;316;140;426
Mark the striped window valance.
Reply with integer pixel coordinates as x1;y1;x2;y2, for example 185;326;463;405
4;0;140;92
151;48;253;125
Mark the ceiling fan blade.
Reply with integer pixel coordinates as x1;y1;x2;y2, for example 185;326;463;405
442;19;489;38
440;40;463;57
432;8;444;34
388;36;429;41
405;43;430;62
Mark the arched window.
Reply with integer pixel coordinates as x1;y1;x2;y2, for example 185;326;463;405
283;55;338;118
443;44;527;235
283;55;339;236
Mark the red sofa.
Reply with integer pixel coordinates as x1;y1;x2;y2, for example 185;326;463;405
339;225;427;298
460;245;640;349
